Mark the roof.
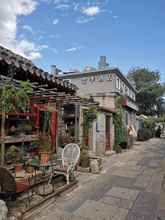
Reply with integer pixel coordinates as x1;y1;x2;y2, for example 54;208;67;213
99;106;116;113
0;45;77;94
58;68;137;93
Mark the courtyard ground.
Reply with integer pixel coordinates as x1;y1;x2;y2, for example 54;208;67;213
26;138;165;220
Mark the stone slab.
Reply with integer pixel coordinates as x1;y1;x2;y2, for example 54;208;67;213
158;192;165;210
111;169;140;178
112;208;128;220
74;200;117;220
125;210;156;220
132;192;159;216
100;195;134;210
157;209;165;220
105;187;139;201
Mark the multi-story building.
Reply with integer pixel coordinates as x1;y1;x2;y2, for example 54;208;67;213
57;57;138;155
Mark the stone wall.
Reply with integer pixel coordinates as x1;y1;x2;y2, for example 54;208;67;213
96;113;106;156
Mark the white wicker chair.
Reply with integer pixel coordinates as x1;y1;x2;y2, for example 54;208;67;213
54;143;80;184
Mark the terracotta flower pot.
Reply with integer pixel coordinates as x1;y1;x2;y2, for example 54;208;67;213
40;152;50;164
15;163;23;172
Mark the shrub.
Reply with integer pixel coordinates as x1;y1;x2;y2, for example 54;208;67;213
155;126;161;138
137;129;152;141
119;141;128;149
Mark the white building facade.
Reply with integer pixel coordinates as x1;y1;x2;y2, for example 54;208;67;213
58;68;138;155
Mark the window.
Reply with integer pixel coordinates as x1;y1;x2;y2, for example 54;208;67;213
116;77;120;89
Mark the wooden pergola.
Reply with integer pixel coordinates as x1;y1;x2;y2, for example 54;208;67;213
0;45;98;165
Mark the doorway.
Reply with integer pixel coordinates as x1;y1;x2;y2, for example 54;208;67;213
106;115;111;151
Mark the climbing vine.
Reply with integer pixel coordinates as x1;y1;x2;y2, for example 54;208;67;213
113;96;127;153
82;107;97;148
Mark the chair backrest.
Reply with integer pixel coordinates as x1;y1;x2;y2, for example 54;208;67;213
62;143;80;167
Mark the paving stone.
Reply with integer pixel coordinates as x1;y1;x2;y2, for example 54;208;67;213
148;160;161;168
134;173;153;188
111;169;140;178
106;187;139;201
158;192;165;210
146;174;163;194
74;200;117;220
112;208;128;220
137;157;152;166
109;175;136;189
157;209;165;220
125;210;156;220
132;192;159;216
100;195;134;209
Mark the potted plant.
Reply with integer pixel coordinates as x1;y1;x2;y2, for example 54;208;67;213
79;146;90;168
6;145;23;165
23;123;33;134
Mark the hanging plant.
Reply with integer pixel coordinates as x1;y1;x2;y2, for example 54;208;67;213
15;81;33;112
0;82;16;112
0;81;32;113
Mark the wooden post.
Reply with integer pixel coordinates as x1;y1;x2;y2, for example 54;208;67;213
74;103;79;143
1;99;5;166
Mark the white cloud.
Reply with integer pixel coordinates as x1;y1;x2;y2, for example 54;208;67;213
76;16;95;24
66;46;82;53
113;15;118;19
0;0;45;60
82;6;100;16
53;0;69;10
22;24;33;33
54;4;69;10
49;34;60;39
52;48;58;54
53;19;59;25
29;51;42;60
14;39;47;60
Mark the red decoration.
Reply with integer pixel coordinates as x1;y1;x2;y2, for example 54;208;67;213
50;111;58;152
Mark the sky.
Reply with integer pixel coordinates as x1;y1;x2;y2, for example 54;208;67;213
0;0;165;82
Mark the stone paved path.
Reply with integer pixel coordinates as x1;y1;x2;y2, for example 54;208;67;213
29;138;165;220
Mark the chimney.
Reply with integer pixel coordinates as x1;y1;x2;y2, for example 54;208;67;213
98;56;109;70
51;65;61;76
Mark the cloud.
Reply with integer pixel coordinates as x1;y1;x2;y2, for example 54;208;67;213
49;34;60;39
54;4;69;10
66;46;82;53
0;0;45;60
53;19;59;25
82;6;100;16
53;0;69;10
15;40;48;60
52;48;58;54
113;15;118;19
22;24;33;33
28;51;42;60
76;16;95;24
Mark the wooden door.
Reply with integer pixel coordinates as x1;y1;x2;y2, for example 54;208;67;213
106;116;111;151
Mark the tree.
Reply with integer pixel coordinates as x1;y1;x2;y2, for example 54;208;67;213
127;68;165;116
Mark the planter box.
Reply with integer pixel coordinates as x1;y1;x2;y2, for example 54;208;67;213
77;166;90;173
